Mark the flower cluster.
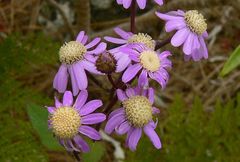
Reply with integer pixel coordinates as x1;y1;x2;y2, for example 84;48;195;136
45;0;208;158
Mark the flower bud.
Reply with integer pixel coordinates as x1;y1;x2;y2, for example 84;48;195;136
96;51;117;74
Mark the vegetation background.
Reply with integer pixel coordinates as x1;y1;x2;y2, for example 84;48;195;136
0;0;239;161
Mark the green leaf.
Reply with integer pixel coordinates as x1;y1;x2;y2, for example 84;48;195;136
82;142;105;162
220;45;240;76
27;104;62;150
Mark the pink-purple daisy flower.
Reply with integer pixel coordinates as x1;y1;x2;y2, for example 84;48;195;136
121;44;172;88
156;10;208;61
47;90;106;152
105;87;161;151
116;0;163;9
53;31;107;96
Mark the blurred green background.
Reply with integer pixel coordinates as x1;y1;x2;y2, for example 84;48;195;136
0;0;240;161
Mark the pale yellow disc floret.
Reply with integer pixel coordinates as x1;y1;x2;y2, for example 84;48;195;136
140;50;160;72
51;107;81;139
59;41;87;64
128;33;155;50
184;10;207;35
123;96;152;127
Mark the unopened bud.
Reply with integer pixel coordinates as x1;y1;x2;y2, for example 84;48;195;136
96;51;117;74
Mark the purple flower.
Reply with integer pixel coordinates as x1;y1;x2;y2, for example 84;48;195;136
104;27;156;50
47;91;106;152
105;87;161;151
156;10;208;61
121;44;172;88
53;31;107;96
116;0;163;9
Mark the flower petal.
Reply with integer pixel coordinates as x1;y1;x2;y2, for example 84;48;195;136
137;0;146;9
73;135;90;153
81;113;106;125
53;64;68;93
114;27;131;39
123;0;132;9
144;123;162;149
104;36;127;44
63;91;73;106
79;125;101;140
171;28;189;47
128;128;142;151
115;121;131;135
80;100;103;116
116;89;128;101
105;113;125;134
122;64;142;83
76;31;85;43
68;66;79;96
73;62;88;90
74;90;88;110
87;42;107;55
85;37;101;49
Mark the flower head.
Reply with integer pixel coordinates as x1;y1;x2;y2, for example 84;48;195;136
156;10;208;61
121;44;172;88
116;0;163;9
53;31;107;96
47;91;106;152
104;87;161;151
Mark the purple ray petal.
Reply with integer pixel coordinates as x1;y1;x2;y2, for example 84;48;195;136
155;12;183;21
79;125;101;140
152;107;160;114
115;120;131;135
74;90;88;110
126;88;135;97
53;64;68;93
138;69;148;87
122;64;142;83
116;89;128;101
76;31;85;43
87;42;107;55
82;35;88;45
73;62;88;90
154;0;163;5
80;100;103;116
171;28;189;47
117;0;123;4
81;113;106;125
165;19;185;32
104;36;127;44
82;60;102;75
55;96;62;108
105;113;126;134
73;135;90;153
114;27;131;39
108;108;125;120
116;54;131;72
68;66;79;96
46;106;56;114
63;91;73;106
128;128;142;151
199;36;208;59
183;33;194;55
137;0;146;9
85;37;101;49
148;88;154;104
123;0;132;9
144;123;162;149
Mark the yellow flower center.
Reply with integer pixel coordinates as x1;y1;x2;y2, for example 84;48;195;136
184;10;207;35
139;50;160;72
123;96;152;127
51;107;81;139
128;33;155;50
59;41;87;64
